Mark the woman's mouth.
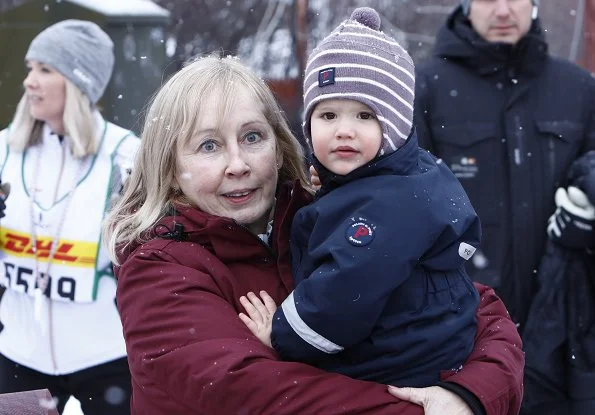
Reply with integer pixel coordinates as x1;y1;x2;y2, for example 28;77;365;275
223;189;256;204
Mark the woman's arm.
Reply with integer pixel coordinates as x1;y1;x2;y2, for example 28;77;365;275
116;247;423;415
439;283;524;415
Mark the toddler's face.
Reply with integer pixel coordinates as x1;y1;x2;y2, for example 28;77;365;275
310;99;382;175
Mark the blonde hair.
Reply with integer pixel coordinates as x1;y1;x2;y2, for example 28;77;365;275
103;54;309;264
9;78;98;158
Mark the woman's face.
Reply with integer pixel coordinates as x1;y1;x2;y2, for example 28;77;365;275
175;86;282;235
23;59;66;132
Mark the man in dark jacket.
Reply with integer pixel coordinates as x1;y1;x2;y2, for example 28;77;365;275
415;0;595;412
415;0;595;332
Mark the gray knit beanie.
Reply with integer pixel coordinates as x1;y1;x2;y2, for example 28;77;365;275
460;0;539;16
303;7;415;156
25;19;115;104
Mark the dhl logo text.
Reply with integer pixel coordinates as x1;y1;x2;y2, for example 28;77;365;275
0;228;97;268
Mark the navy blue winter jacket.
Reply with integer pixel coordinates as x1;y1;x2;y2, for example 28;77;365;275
271;134;481;387
415;7;595;330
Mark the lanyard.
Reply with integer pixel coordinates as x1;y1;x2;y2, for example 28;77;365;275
27;140;86;322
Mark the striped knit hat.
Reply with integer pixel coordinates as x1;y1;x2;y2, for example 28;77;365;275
303;7;415;156
460;0;539;16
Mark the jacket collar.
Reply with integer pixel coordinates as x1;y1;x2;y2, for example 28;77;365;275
148;181;311;263
312;132;420;198
433;7;548;78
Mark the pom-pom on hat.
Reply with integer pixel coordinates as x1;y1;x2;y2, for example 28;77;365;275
302;7;415;156
25;19;115;104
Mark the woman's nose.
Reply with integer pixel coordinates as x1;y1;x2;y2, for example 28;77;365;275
23;71;37;89
225;150;251;177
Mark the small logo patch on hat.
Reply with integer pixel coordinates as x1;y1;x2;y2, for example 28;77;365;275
318;68;335;87
73;68;93;86
346;219;375;246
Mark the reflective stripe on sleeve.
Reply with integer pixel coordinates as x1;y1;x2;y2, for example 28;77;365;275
280;292;344;354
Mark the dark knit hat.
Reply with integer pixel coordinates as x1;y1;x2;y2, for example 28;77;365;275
26;20;115;104
303;7;415;156
460;0;539;16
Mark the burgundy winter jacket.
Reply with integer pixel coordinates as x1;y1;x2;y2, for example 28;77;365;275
115;181;524;415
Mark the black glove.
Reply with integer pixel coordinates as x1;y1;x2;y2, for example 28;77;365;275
547;186;595;249
567;151;595;204
0;182;8;219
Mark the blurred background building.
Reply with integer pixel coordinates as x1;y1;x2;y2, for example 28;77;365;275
0;0;593;138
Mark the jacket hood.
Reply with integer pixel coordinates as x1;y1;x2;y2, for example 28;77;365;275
432;6;548;77
312;131;420;197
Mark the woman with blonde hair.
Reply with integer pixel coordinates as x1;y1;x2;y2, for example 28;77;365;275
0;19;139;414
104;54;524;414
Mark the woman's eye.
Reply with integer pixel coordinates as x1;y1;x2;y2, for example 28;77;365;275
244;131;263;144
32;65;51;74
199;139;217;152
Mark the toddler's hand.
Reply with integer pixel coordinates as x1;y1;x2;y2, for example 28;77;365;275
310;165;321;190
239;291;277;347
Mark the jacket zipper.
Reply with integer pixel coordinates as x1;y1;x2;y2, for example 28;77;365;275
234;221;277;259
513;115;524;166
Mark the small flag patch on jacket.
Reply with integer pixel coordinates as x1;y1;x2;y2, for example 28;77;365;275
346;220;374;246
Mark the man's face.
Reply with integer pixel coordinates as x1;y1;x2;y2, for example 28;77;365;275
468;0;534;45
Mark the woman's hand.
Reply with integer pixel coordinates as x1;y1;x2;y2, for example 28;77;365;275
388;385;473;415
